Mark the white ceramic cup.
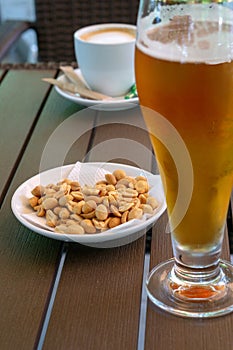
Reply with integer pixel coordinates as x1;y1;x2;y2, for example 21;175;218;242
74;23;136;97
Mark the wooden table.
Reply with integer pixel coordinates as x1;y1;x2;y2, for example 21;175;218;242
0;63;233;350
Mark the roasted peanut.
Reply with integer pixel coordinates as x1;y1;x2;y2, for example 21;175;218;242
135;180;149;194
55;224;84;235
105;173;117;185
29;196;38;208
46;210;58;227
95;204;108;221
108;217;121;228
141;204;153;214
119;202;134;212
81;219;96;234
128;207;143;220
36;205;45;217
31;185;44;197
70;181;81;191
43;197;58;210
82;200;97;214
72;191;84;201
110;204;121;217
146;196;159;209
113;169;126;180
58;208;70;220
59;194;73;206
121;211;129;224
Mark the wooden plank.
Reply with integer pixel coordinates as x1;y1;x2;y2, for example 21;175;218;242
43;239;146;350
145;212;233;350
0;69;56;206
42;106;151;349
0;77;95;349
88;105;155;172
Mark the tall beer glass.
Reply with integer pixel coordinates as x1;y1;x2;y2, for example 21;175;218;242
135;1;233;317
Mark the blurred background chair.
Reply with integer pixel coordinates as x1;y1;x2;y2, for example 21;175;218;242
0;0;139;63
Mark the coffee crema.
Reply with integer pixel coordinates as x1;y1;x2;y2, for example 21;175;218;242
80;27;135;44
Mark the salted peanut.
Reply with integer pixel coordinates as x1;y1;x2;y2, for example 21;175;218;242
37;197;43;205
58;194;73;206
64;219;77;226
128;207;143;220
95;204;108;220
36;205;46;217
121;188;138;198
81;219;96;234
99;217;111;230
55;224;85;235
98;187;107;196
118;196;135;204
133;198;141;208
58;182;71;194
29;196;38;208
31;185;44;197
147;196;159;209
44;188;56;196
59;178;71;185
119;202;134;212
115;183;126;190
106;184;115;192
71;191;84;201
82;200;97;214
42;197;58;210
108;194;118;206
66;202;76;213
96;180;108;185
124;176;137;187
92;218;106;230
121;210;129;224
141;204;153;215
108;217;121;228
72;200;85;215
70;213;83;223
53;189;66;199
53;206;63;215
135;175;147;181
110;204;121;218
116;178;132;188
139;193;148;204
82;186;100;196
135;180;149;194
46;210;58;227
105;173;117;185
84;195;103;204
113;169;126;180
81;210;96;219
102;197;110;209
70;181;81;191
58;207;70;220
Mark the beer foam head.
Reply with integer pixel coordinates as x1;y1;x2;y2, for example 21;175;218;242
137;4;233;64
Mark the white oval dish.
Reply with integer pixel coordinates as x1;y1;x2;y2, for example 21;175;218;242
11;162;166;248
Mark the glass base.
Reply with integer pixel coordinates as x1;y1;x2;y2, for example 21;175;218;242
146;258;233;318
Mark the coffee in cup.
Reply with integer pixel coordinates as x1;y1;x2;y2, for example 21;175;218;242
74;23;136;97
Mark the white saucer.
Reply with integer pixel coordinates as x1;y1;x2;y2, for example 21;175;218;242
11;162;166;248
55;69;139;111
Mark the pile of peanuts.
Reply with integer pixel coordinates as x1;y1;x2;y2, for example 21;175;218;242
28;169;159;235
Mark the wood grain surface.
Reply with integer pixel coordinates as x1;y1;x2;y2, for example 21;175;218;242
0;66;232;350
